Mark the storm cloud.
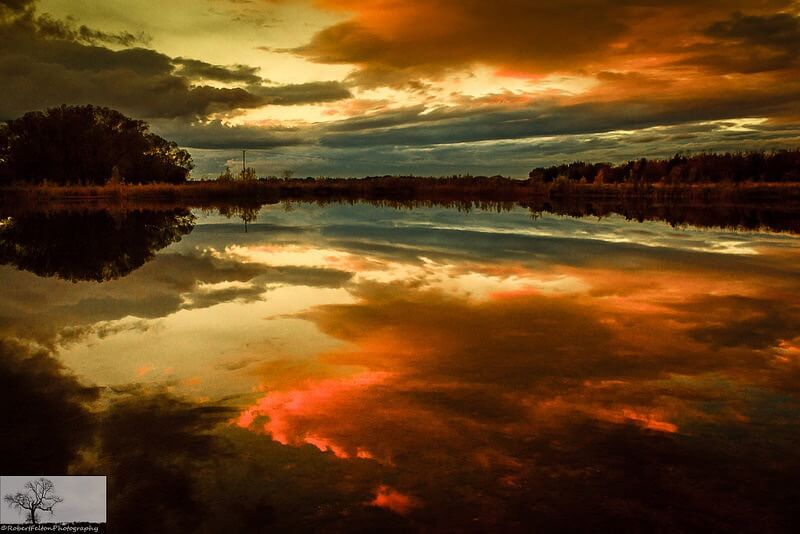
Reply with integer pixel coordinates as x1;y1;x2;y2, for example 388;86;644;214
0;1;354;121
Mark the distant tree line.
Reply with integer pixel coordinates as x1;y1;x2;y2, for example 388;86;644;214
0;105;193;185
529;150;800;184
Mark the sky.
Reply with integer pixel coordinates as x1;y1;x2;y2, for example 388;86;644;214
2;0;800;177
0;476;106;524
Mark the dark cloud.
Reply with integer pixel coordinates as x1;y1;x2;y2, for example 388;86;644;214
0;338;99;474
0;5;359;123
214;357;260;371
178;92;800;175
0;223;355;347
34;248;274;338
34;13;151;47
323;104;428;133
0;5;350;121
705;11;800;53
41;258;352;335
57;319;157;347
254;265;354;287
95;391;236;533
0;17;265;119
188;118;800;178
150;119;306;149
183;284;266;308
0;343;287;533
249;81;352;105
289;0;633;78
671;11;800;74
674;295;800;349
289;0;796;82
173;57;263;84
74;24;150;47
0;0;34;13
318;88;800;148
301;284;733;389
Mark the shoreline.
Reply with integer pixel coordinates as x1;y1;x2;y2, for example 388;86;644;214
3;178;800;206
2;181;799;235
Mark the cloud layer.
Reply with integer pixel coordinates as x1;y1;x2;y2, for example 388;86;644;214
2;0;800;175
0;1;351;121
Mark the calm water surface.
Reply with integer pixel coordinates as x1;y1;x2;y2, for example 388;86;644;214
1;203;799;532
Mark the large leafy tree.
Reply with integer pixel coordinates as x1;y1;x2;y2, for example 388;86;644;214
0;105;193;185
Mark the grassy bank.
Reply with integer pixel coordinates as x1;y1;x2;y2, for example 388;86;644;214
3;176;800;206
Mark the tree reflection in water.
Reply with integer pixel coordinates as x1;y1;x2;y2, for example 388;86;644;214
0;209;195;282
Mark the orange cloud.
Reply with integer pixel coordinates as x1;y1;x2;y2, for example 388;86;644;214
369;485;420;515
271;0;800;134
213;228;800;527
291;0;797;82
234;229;800;463
236;371;393;458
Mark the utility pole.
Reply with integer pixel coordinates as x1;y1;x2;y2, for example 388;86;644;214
242;149;246;172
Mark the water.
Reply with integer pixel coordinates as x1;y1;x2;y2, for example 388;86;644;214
2;202;799;532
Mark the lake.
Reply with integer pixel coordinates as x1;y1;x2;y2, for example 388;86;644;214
1;201;799;532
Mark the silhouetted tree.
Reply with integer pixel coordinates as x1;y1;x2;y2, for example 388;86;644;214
4;478;63;524
0;105;193;185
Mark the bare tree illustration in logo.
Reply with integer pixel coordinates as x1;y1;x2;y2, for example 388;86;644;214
4;478;63;524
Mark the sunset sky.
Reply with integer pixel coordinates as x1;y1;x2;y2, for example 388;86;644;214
2;0;800;176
